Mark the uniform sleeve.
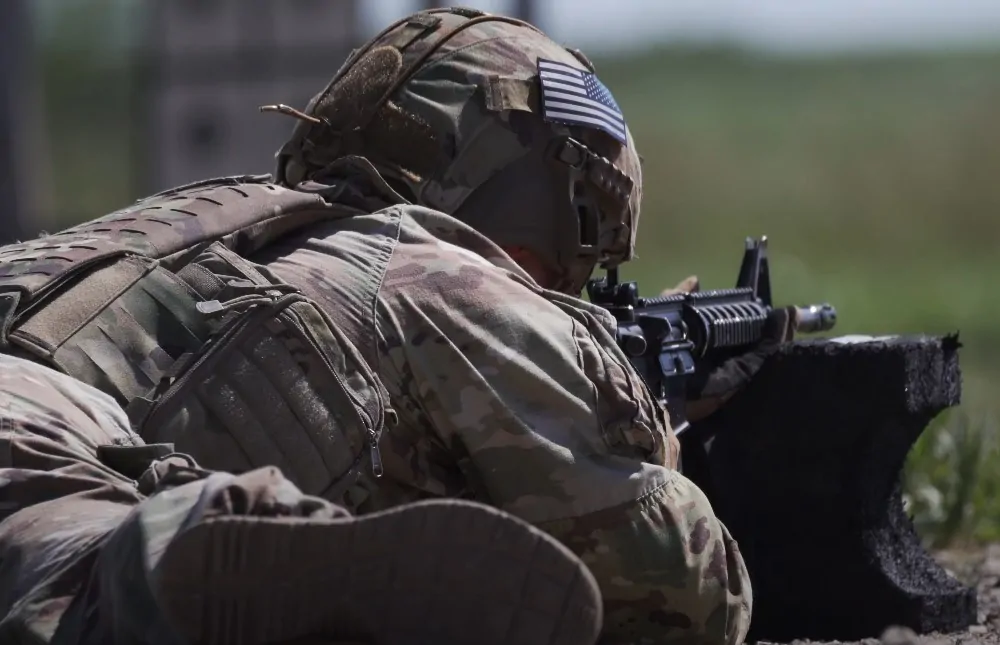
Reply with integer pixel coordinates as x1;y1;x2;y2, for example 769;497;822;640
376;244;751;644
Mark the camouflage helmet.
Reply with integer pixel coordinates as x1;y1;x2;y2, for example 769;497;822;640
273;7;642;294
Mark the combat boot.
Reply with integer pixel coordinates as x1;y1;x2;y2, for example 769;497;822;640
61;461;603;645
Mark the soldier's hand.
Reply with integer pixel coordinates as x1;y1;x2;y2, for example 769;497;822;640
659;274;797;424
660;275;700;297
685;305;797;423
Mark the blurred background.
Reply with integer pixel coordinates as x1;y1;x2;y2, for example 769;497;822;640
2;0;999;545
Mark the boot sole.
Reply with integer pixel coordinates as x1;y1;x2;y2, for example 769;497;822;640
154;499;603;645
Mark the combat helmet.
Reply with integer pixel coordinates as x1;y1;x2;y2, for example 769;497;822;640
272;7;642;294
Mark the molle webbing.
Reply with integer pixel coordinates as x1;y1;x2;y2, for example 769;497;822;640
17;259;214;404
125;244;389;500
0;176;351;344
352;9;542;136
0;176;390;502
276;8;540;186
387;12;442;51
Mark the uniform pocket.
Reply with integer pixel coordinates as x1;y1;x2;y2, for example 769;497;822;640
122;243;393;503
134;292;389;502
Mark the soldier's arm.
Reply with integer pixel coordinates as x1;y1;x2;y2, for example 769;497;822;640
377;246;751;645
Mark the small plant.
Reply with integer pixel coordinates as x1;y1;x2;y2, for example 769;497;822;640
903;408;1000;547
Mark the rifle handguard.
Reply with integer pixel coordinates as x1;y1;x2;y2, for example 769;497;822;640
587;236;838;438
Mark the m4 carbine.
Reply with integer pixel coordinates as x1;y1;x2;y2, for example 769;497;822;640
586;237;837;438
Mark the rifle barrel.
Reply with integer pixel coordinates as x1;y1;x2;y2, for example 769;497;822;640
796;303;837;334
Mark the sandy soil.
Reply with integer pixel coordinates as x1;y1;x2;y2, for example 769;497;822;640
761;545;1000;645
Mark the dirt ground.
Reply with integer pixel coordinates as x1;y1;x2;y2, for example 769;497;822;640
760;545;1000;645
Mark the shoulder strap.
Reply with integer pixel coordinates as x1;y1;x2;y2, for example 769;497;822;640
0;175;360;346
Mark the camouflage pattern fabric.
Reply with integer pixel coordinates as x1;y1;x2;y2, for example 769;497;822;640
52;465;365;645
254;164;753;645
0;355;350;643
268;6;752;638
0;352;145;643
0;353;606;645
276;9;642;296
0;180;752;643
0;176;336;307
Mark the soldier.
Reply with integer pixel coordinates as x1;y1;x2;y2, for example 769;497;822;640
0;7;789;645
261;9;757;643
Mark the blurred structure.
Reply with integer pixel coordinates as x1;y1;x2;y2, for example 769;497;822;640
141;1;540;195
0;0;51;244
422;1;538;27
513;0;539;26
141;0;360;194
0;1;25;243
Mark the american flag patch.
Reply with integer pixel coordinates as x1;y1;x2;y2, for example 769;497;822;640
537;58;627;145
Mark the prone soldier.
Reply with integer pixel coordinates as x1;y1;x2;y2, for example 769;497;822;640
0;8;799;644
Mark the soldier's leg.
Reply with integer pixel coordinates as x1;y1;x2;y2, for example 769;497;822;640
58;464;604;645
0;353;149;641
1;353;604;645
570;473;752;645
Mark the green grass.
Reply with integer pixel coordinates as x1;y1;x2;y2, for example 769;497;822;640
904;409;1000;546
33;35;1000;545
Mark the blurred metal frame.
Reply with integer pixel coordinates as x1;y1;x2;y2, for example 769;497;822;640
0;0;32;243
421;0;539;26
137;0;361;195
138;1;539;198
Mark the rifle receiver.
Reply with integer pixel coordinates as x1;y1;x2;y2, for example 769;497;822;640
586;236;838;438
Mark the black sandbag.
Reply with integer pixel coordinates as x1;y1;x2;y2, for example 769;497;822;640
682;334;975;642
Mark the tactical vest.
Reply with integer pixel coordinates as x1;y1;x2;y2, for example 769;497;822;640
0;175;393;502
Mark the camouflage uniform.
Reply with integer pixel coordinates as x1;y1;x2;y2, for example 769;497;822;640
0;7;751;645
268;8;753;644
0;354;602;644
254;171;750;645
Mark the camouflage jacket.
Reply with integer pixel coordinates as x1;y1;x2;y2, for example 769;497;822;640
0;159;751;644
252;163;751;645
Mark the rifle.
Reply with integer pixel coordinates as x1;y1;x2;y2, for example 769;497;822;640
586;236;837;437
